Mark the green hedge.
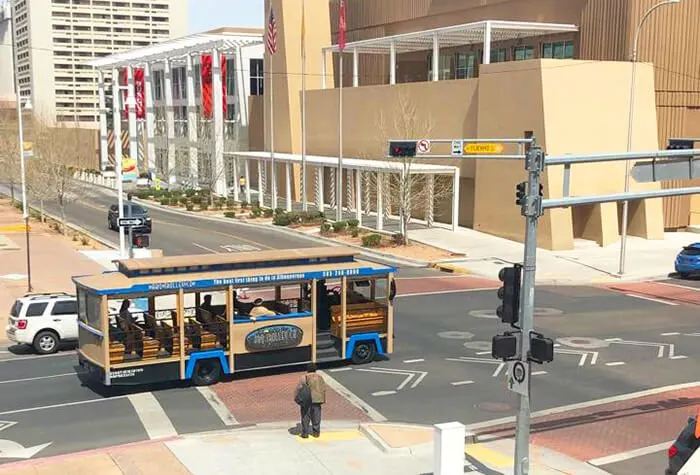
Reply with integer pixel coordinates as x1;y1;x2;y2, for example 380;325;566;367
361;233;382;248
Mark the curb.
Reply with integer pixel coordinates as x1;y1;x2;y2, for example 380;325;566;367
429;261;472;275
131;196;430;268
359;422;412;455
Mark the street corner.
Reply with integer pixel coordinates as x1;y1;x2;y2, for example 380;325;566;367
359;422;434;453
211;371;372;425
474;385;700;464
601;281;700;305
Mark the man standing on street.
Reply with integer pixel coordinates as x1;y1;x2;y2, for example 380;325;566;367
295;363;326;438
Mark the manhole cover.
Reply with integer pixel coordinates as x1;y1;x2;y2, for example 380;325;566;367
475;402;512;413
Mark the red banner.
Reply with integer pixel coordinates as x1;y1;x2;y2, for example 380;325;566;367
119;68;145;120
201;54;227;119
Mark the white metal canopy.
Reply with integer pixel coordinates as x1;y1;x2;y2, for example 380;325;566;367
87;33;263;69
322;20;579;55
233;151;459;175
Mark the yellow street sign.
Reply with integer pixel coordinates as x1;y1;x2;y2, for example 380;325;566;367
155;178;161;191
463;143;505;154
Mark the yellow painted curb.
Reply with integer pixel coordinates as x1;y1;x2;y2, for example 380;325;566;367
295;430;363;443
464;443;512;468
0;224;30;232
429;262;471;275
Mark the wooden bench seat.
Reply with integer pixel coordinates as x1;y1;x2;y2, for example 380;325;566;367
109;342;125;364
330;303;387;338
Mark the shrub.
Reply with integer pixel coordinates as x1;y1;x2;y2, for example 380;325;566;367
72;234;79;241
250;206;262;218
185;189;196;197
274;208;285;216
391;233;405;245
240;201;249;209
186;203;194;211
12;201;22;210
223;211;236;218
226;199;236;209
191;195;202;205
320;222;332;234
361;233;382;248
298;210;324;225
200;203;209;211
273;213;291;226
351;228;360;238
347;219;359;229
159;198;170;206
262;208;274;218
135;190;150;199
180;196;189;206
331;221;347;233
214;203;223;210
80;236;90;246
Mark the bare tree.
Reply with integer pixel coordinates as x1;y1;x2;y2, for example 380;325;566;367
0;113;22;202
368;93;453;244
33;123;92;233
26;155;53;222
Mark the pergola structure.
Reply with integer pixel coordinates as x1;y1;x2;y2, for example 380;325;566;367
320;20;579;87
87;31;263;197
233;151;460;232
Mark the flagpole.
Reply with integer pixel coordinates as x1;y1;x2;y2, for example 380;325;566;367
270;55;276;210
301;0;307;211
337;54;343;222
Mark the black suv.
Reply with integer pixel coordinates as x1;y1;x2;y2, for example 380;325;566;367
667;416;699;474
107;203;152;234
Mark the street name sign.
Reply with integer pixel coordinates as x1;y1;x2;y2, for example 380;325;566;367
631;155;699;182
451;140;464;157
118;217;145;227
464;143;505;154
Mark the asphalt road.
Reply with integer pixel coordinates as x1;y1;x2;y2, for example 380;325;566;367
0;181;697;472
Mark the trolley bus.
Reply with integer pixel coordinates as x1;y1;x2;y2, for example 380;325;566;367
74;247;396;386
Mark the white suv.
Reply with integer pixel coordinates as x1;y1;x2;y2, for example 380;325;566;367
6;293;78;354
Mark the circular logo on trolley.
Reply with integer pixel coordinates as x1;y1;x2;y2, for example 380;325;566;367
417;139;431;154
512;361;526;384
245;324;304;351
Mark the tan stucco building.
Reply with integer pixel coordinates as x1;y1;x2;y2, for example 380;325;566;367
250;0;698;250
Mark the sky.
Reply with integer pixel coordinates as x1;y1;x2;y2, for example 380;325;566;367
188;0;265;34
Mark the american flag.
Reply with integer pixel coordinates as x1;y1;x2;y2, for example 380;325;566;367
266;8;278;55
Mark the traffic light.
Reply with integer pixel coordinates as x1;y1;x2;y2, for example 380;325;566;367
388;141;417;158
492;332;518;360
516;182;526;206
667;139;694;150
529;332;554;364
539;184;543;197
497;264;522;325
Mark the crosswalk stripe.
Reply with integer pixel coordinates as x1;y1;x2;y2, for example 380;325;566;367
128;392;178;440
196;386;238;426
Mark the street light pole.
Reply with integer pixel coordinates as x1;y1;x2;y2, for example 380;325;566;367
619;0;680;275
9;4;32;292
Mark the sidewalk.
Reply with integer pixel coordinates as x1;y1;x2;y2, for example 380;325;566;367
413;227;696;284
0;421;610;475
0;198;106;346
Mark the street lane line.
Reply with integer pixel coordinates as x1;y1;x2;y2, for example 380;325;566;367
0;396;128;416
127;392;178;440
588;440;674;466
492;363;506;378
319;370;387;422
403;358;424;363
328;367;352;372
624;293;678;306
605;362;626;366
0;372;76;385
451;380;474;386
476;351;491;355
466;381;700;432
371;390;397;397
196;386;238;426
192;242;219;253
398;288;497;298
0;351;76;363
532;371;548;376
662;332;681;336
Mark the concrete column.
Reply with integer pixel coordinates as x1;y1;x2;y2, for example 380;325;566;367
126;66;138;167
185;54;198;184
244;158;251;204
452;169;460;232
112;67;126;256
355;170;361;223
389;41;396;85
285;162;292;212
316;166;324;211
212;49;227;197
232;156;240;202
257;159;264;206
163;59;176;175
483;21;492;65
143;63;157;172
235;46;248;127
352;48;359;87
432;34;439;82
377;172;384;231
434;422;466;475
98;70;109;170
427;174;435;227
321;50;327;89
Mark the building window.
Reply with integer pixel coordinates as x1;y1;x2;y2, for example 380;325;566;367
455;52;477;79
513;46;534;61
489;48;507;63
542;41;575;59
250;58;263;95
226;58;236;96
153;70;163;101
427;53;454;80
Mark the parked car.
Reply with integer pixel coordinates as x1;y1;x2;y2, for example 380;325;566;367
667;415;699;474
674;243;700;278
5;292;79;354
107;203;152;234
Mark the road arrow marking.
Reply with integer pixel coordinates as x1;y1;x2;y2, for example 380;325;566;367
355;367;428;393
0;440;52;459
554;348;599;366
604;338;686;360
0;422;17;434
684;333;700;337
